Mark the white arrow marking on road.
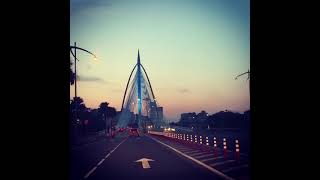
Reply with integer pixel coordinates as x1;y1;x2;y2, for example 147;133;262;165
135;158;154;169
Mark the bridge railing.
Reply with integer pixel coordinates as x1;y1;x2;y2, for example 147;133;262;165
148;130;248;160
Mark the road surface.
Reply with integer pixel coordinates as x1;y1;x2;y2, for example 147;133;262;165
70;131;249;180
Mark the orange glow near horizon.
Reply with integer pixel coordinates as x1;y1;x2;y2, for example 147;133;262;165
70;0;250;121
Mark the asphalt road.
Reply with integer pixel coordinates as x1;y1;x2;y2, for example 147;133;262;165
70;132;128;180
71;132;226;180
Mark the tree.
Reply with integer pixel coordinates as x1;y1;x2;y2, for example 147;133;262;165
70;61;75;85
99;102;109;134
80;109;91;135
70;96;87;139
70;97;87;121
106;107;117;118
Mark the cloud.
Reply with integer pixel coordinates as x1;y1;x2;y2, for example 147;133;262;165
77;76;122;86
71;0;113;15
77;75;104;82
177;88;190;93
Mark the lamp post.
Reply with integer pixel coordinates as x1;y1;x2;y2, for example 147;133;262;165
235;69;250;94
70;42;97;141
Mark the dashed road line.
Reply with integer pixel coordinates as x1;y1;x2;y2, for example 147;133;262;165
180;149;201;154
83;137;128;179
97;158;105;166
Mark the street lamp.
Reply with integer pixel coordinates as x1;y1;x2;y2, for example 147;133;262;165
70;42;97;99
70;42;97;139
235;69;250;94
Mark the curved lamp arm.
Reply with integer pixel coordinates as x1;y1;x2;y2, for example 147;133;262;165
70;46;97;61
235;70;250;80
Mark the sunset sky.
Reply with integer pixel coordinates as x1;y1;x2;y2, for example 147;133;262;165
70;0;250;122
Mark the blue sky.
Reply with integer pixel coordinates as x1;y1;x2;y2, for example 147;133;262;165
70;0;250;121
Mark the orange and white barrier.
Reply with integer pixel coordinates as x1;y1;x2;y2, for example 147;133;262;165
206;137;209;146
223;138;227;159
213;137;217;156
150;131;242;161
235;139;240;162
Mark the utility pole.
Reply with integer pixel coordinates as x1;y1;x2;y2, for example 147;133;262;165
70;42;97;141
73;42;78;141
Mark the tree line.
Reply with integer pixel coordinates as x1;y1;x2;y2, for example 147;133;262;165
70;97;118;137
170;110;250;130
70;67;118;136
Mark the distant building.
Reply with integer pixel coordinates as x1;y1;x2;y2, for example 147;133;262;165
149;101;157;120
179;112;197;127
147;101;163;126
177;111;208;129
157;107;163;122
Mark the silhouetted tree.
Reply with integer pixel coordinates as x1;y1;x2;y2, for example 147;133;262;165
208;111;242;129
99;102;109;134
80;109;91;135
70;61;75;85
70;97;87;122
108;107;117;128
176;110;250;130
86;109;100;132
70;96;87;138
242;110;250;130
107;107;117;118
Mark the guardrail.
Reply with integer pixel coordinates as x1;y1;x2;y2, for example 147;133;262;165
148;130;246;161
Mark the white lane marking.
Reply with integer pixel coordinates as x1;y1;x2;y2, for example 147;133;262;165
176;148;193;151
194;153;214;159
174;146;192;151
176;147;192;151
84;167;97;179
147;135;235;180
187;151;207;157
181;149;201;154
97;158;105;166
83;137;128;179
105;153;111;159
202;156;225;162
222;164;249;173
210;160;236;167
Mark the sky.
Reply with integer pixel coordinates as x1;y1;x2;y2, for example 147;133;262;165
70;0;250;122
